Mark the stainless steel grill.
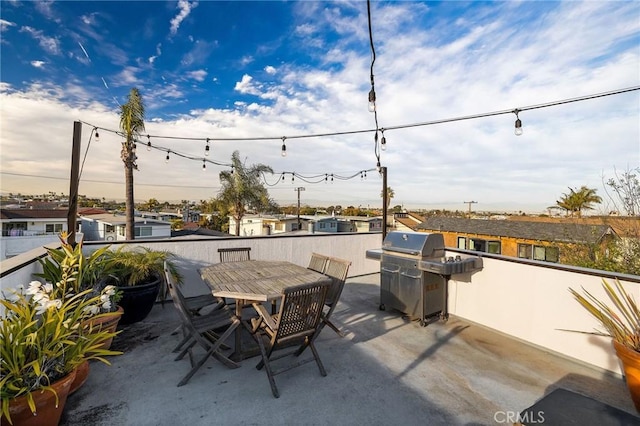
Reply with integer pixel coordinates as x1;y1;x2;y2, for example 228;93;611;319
366;231;483;326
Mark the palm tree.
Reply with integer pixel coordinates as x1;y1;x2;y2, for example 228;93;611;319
380;186;394;208
218;151;274;236
555;186;602;217
119;88;145;240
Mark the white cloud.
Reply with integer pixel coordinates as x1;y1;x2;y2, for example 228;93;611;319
239;55;254;67
234;74;262;96
30;60;46;68
187;69;207;82
0;19;16;32
170;0;199;36
19;26;61;55
264;66;277;75
114;67;142;85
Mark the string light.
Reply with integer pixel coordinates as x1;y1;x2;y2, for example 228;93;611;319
514;110;523;136
205;138;210;156
368;89;376;113
147;135;152;151
281;137;287;157
94;128;99;141
165;151;170;163
202;159;206;171
380;131;387;151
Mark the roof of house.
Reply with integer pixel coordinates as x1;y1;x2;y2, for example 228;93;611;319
416;217;616;244
79;213;170;226
0;208;68;220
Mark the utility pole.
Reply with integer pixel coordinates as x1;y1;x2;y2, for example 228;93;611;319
294;187;305;230
463;201;477;218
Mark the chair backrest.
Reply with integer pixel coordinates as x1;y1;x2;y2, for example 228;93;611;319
323;257;351;309
272;281;330;345
164;262;192;323
218;247;251;263
307;252;329;274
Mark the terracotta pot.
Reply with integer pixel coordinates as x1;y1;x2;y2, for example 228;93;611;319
86;306;124;350
613;340;640;413
68;360;90;395
2;368;77;426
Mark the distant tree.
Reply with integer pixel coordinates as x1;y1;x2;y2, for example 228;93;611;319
380;186;395;208
218;151;273;236
140;198;160;212
555;186;602;217
603;166;640;216
119;88;145;240
170;219;184;230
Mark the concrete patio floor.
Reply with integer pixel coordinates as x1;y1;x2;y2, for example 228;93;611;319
61;274;638;425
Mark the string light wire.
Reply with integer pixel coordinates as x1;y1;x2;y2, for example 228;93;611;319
79;85;639;148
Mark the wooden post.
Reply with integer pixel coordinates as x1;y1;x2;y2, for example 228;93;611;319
382;166;387;241
67;121;82;246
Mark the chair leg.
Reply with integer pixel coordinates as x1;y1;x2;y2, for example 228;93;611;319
175;339;197;362
308;341;327;377
323;318;345;337
255;334;280;398
177;319;241;386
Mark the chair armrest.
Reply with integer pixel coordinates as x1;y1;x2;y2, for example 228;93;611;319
252;303;278;332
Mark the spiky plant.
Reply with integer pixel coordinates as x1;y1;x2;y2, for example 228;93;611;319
569;279;640;352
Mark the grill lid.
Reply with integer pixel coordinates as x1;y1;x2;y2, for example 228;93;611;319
382;231;445;258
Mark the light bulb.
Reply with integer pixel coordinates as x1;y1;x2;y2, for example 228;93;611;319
281;143;287;157
147;135;151;151
376;161;381;172
205;139;210;156
202;160;206;171
368;89;376;113
94;129;100;141
514;118;523;136
165;153;170;163
381;136;387;151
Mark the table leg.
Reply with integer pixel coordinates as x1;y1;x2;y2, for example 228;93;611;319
230;299;244;362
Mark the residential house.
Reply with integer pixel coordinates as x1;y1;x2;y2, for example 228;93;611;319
229;214;303;236
416;217;616;263
349;216;383;233
0;208;69;260
393;211;425;231
79;213;171;241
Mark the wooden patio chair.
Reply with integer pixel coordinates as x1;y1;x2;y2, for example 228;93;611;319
307;252;329;274
320;256;351;337
295;257;351;357
165;263;240;386
218;247;251;263
249;281;330;398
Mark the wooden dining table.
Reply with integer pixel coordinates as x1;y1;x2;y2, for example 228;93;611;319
200;260;332;362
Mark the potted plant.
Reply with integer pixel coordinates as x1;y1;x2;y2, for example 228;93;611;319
569;278;640;412
101;246;182;325
0;246;121;425
36;235;124;350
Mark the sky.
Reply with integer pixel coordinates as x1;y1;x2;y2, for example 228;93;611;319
0;1;639;214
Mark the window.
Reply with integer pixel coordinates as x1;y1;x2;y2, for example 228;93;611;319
45;223;63;233
105;225;115;233
470;239;486;252
118;226;125;236
518;244;532;259
134;226;152;237
531;245;559;263
457;237;466;249
275;223;284;231
487;241;501;254
319;222;326;229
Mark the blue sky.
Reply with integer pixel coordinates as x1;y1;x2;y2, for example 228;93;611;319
1;1;639;213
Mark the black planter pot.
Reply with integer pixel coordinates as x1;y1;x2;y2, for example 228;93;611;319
117;276;161;325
